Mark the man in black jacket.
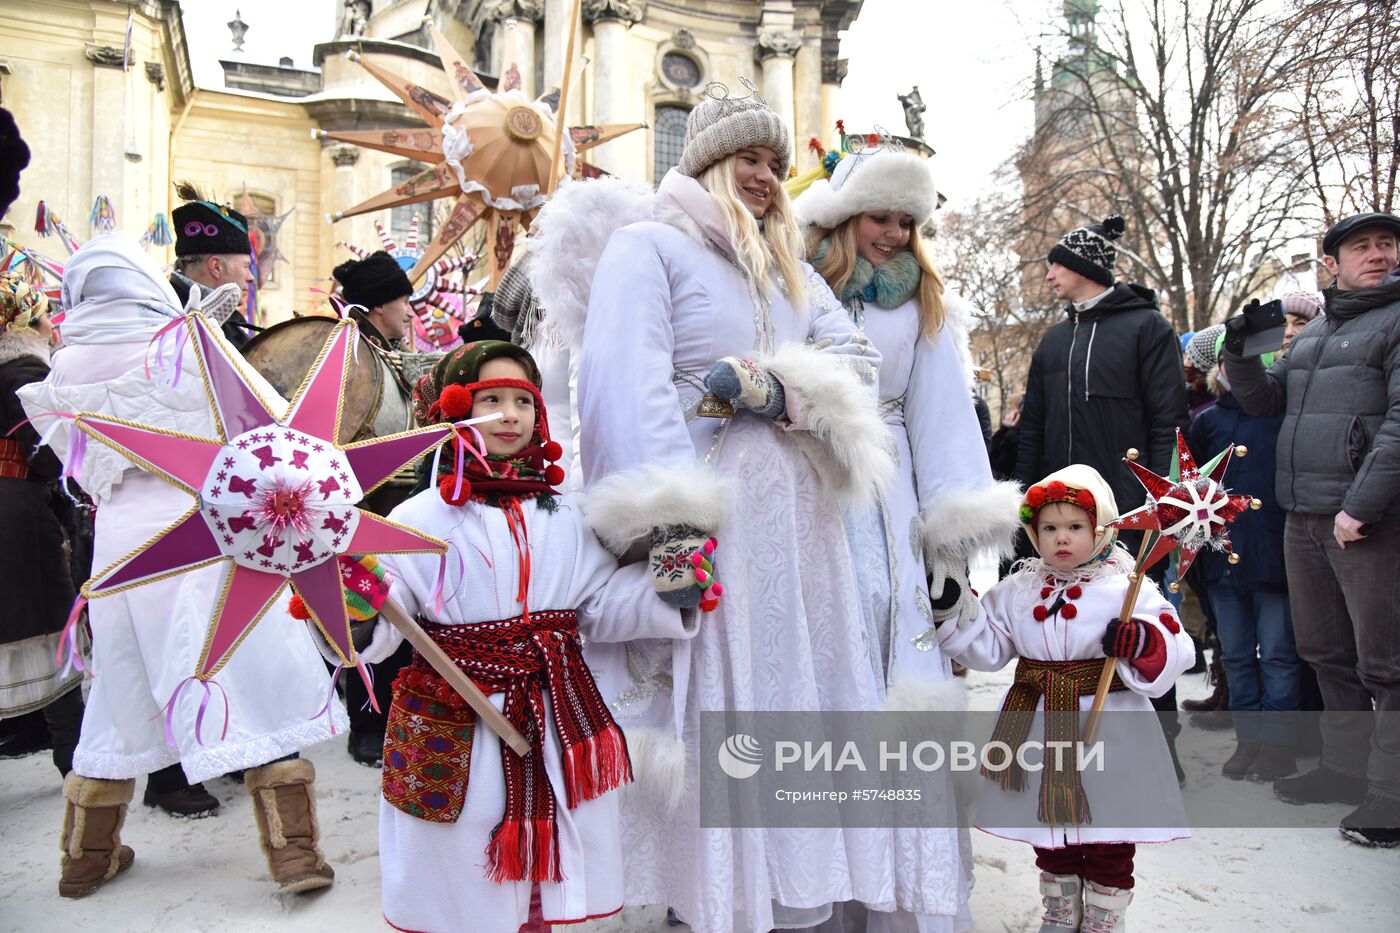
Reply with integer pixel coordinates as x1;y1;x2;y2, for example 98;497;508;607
1222;211;1400;847
1016;214;1191;781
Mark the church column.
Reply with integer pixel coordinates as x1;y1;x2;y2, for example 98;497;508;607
86;44;134;233
543;0;572;95
582;1;645;175
485;1;544;98
756;28;801;166
793;36;822;170
329;145;362;257
820;56;848;159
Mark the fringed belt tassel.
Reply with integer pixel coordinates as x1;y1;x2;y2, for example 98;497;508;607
406;610;632;884
984;657;1125;826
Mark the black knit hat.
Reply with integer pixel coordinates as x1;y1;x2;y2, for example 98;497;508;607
0;108;30;221
1048;214;1126;287
173;198;251;257
333;251;414;310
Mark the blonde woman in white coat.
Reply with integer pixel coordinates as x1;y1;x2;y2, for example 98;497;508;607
794;149;1022;932
575;87;912;933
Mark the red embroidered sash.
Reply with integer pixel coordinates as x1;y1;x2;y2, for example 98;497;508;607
403;610;632;883
0;438;30;480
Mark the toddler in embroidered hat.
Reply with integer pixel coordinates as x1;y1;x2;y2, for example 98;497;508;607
930;463;1195;933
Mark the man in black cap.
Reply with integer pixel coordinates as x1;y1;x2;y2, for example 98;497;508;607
170;186;256;349
329;250;418;765
1222;211;1400;847
1016;213;1192;783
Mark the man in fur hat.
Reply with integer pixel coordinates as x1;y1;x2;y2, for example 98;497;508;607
169;183;256;349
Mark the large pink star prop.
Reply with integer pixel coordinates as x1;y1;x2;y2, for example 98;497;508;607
1105;429;1255;578
75;313;452;679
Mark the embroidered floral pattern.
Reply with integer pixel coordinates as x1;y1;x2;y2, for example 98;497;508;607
382;682;475;823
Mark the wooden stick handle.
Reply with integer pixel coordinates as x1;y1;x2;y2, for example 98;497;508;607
379;598;531;757
1082;534;1154;745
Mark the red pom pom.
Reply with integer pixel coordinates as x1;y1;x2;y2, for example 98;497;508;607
1066;585;1083;600
287;593;309;620
439;384;473;420
438;473;472;506
542;440;563;462
1075;488;1096;510
1026;486;1047;508
544;464;566;486
1040;587;1052;599
1046;480;1067;499
1033;605;1049;622
1159;612;1181;634
1060;603;1078;619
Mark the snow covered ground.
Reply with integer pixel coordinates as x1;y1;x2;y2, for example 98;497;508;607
4;662;1396;932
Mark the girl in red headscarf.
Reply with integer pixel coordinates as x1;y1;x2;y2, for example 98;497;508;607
346;341;720;933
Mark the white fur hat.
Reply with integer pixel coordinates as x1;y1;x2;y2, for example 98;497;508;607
793;149;938;230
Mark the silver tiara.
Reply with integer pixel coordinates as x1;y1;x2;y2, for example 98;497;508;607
843;124;905;156
703;76;766;109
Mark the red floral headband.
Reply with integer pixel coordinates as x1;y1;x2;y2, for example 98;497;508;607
1020;480;1097;526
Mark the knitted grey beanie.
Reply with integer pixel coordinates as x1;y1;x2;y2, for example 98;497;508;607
678;86;791;179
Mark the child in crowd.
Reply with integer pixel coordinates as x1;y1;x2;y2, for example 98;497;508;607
932;465;1193;932
331;341;719;933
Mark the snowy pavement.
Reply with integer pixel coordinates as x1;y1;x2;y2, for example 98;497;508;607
4;664;1396;932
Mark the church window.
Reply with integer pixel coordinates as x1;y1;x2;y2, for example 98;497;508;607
653;106;691;184
660;52;701;89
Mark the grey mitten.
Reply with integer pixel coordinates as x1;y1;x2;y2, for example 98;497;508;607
927;549;977;630
649;526;721;610
704;356;786;420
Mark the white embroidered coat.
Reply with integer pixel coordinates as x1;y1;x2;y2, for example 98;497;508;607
18;336;347;784
938;565;1193;848
576;202;981;932
367;491;695;933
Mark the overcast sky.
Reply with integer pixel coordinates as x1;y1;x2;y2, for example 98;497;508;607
182;0;1055;203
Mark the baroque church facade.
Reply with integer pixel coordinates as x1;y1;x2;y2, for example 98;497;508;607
0;0;863;321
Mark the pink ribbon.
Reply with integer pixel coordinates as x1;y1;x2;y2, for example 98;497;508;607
355;657;381;714
314;664;344;736
54;594;88;677
157;676;230;747
144;316;185;380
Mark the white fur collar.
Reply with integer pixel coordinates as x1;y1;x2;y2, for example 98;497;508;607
0;330;51;366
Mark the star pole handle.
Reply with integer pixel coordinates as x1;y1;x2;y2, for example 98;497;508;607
379;597;532;757
1083;532;1155;745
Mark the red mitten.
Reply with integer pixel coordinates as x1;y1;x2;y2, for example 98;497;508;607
1101;619;1152;659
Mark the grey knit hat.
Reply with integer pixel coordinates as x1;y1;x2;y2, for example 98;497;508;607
1184;324;1225;373
678;81;791;179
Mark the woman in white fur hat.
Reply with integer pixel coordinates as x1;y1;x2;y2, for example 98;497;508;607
794;144;1022;932
573;84;911;933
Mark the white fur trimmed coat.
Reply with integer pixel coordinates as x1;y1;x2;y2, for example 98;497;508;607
574;194;973;931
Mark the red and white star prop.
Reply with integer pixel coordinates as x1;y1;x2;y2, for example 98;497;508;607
1105;429;1258;580
76;313;453;680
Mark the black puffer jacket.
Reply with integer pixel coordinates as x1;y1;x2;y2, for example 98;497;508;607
1015;283;1189;512
1224;273;1400;521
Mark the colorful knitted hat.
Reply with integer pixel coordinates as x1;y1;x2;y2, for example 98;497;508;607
678;81;791;179
0;272;47;332
1048;214;1125;287
1020;464;1121;559
333;250;413;310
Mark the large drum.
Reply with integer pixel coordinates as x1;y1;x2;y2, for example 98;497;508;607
242;316;441;511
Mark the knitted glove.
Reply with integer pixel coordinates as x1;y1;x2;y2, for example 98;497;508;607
290;555;394;660
1101;618;1153;659
704;356;787;420
927;550;977;630
649;527;723;611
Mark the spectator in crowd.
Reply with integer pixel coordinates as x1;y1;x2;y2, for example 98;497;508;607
1280;290;1325;357
1189;333;1299;782
1015;213;1190;782
1221;211;1400;847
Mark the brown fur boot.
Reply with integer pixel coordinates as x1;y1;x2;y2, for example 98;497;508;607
245;758;335;894
59;773;136;898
